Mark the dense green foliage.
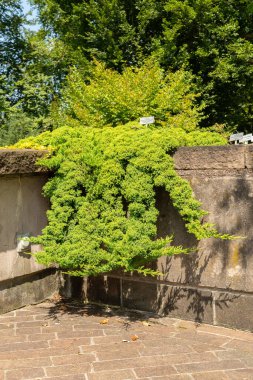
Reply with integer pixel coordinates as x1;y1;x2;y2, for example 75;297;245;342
14;124;228;277
31;0;253;131
55;60;202;131
0;1;25;88
0;2;77;145
0;2;50;144
1;0;253;143
0;0;29;143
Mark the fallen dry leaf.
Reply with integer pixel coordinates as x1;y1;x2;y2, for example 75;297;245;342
51;293;62;302
99;319;109;325
131;335;139;341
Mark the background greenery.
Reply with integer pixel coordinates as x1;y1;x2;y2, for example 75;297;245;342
1;0;253;145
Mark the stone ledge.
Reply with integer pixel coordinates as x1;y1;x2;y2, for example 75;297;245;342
1;145;251;174
87;275;253;331
0;149;49;175
173;146;246;170
0;269;59;314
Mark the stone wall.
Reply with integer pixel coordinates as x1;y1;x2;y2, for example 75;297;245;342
88;146;253;332
1;146;253;332
0;150;59;313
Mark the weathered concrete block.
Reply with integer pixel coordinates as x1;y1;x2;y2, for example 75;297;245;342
0;149;48;175
122;280;157;312
88;276;121;306
245;145;253;169
121;278;213;323
214;291;253;332
0;269;59;314
156;176;253;293
157;285;213;324
174;146;245;170
0;175;50;281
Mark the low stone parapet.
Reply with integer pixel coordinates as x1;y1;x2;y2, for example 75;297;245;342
0;149;59;313
88;145;253;332
1;146;253;331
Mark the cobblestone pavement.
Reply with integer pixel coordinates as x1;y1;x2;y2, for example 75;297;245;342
0;300;253;380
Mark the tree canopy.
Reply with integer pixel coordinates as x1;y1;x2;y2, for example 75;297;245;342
0;0;253;144
30;0;253;131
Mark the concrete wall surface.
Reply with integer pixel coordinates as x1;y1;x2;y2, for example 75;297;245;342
1;147;253;331
0;150;59;313
88;145;253;332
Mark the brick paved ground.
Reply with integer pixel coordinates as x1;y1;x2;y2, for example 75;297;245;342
0;300;252;380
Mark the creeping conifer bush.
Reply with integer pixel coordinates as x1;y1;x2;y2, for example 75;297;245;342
12;61;231;277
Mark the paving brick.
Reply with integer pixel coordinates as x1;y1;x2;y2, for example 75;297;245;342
49;337;91;348
214;349;252;362
15;309;44;316
0;311;15;317
45;363;90;377
224;368;253;379
189;342;226;353
143;351;216;366
101;328;124;336
224;339;253;353
6;367;45;380
175;359;245;374
0;340;49;352
134;364;177;378
52;353;95;365
93;353;197;372
196;325;253;342
0;302;252;380
80;341;143;354
15;327;42;335
44;319;84;327
192;371;229;380
96;347;140;361
149;376;192;380
45;376;85;380
16;321;47;328
93;334;146;345
0;329;16;337
41;325;75;333
28;332;56;341
139;344;193;356
0;357;51;370
73;323;119;331
0;323;14;330
87;369;136;380
0;315;34;323
57;330;104;339
175;331;231;347
0;347;78;361
0;335;27;345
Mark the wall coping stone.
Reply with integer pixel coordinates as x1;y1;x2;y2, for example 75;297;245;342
173;145;248;170
1;145;252;175
0;149;49;175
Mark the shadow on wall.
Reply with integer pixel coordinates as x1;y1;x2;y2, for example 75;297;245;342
79;180;253;330
152;186;248;323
